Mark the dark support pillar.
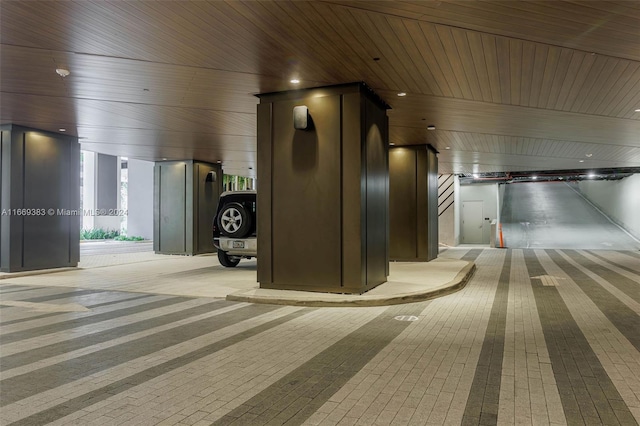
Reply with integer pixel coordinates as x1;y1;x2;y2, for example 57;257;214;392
153;160;223;255
389;144;439;261
0;125;80;272
257;82;390;294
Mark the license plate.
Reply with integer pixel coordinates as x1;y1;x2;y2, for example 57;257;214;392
232;241;245;249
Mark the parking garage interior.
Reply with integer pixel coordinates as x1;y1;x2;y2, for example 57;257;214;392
1;1;640;425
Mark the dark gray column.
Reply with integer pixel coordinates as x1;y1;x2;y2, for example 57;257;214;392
389;144;439;261
81;152;121;232
153;160;223;255
256;82;390;294
0;125;80;272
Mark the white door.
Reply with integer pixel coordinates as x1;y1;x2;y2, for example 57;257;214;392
462;201;484;243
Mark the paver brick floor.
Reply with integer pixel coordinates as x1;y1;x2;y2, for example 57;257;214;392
1;248;639;425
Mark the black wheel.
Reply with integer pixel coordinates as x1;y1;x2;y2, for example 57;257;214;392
218;250;240;267
217;202;252;238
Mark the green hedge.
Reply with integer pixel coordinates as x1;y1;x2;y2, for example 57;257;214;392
80;228;120;240
81;228;146;241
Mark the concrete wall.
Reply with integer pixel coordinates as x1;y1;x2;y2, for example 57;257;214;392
459;182;498;244
577;174;640;240
438;174;456;246
127;159;154;239
82;152;120;231
453;175;461;245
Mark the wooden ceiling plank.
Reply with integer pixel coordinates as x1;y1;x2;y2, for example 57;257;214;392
404;1;640;60
288;2;364;80
364;13;427;93
490;1;640;40
585;59;632;115
519;42;536;108
614;87;640;119
435;1;640;54
480;34;503;104
402;20;453;97
527;44;548;108
435;26;476;100
553;51;586;112
262;2;363;82
178;2;263;72
562;0;640;27
545;49;574;110
569;55;611;113
495;37;511;105
385;17;440;96
465;32;493;102
419;22;466;99
536;47;561;109
594;62;640;116
327;6;402;88
509;39;523;106
450;28;485;101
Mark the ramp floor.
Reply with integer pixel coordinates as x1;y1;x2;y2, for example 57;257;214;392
501;182;640;250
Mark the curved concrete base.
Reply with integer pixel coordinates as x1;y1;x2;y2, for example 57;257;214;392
226;258;476;307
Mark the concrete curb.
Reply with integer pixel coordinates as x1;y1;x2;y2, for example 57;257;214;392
226;261;476;307
0;267;77;280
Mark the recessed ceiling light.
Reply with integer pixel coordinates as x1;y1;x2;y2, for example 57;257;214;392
579;160;585;163
59;128;66;132
162;158;167;160
588;173;595;178
445;146;450;150
532;176;538;180
427;125;436;130
473;174;479;179
216;160;222;163
397;92;406;97
290;79;300;84
585;153;593;157
55;68;70;77
635;108;640;112
389;142;395;146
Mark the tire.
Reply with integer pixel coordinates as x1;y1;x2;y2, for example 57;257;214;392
218;249;240;267
217;202;252;238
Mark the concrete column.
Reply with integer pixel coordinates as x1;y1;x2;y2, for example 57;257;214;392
154;160;223;255
127;159;154;239
256;82;390;294
82;152;120;232
1;125;80;272
389;145;439;261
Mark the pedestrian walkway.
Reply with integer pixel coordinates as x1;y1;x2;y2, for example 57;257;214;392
1;248;639;425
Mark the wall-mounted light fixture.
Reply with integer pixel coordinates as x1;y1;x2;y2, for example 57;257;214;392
293;105;310;130
55;68;70;77
427;125;436;130
206;171;217;183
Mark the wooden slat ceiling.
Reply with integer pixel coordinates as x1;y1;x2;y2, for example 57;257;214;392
1;0;639;176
